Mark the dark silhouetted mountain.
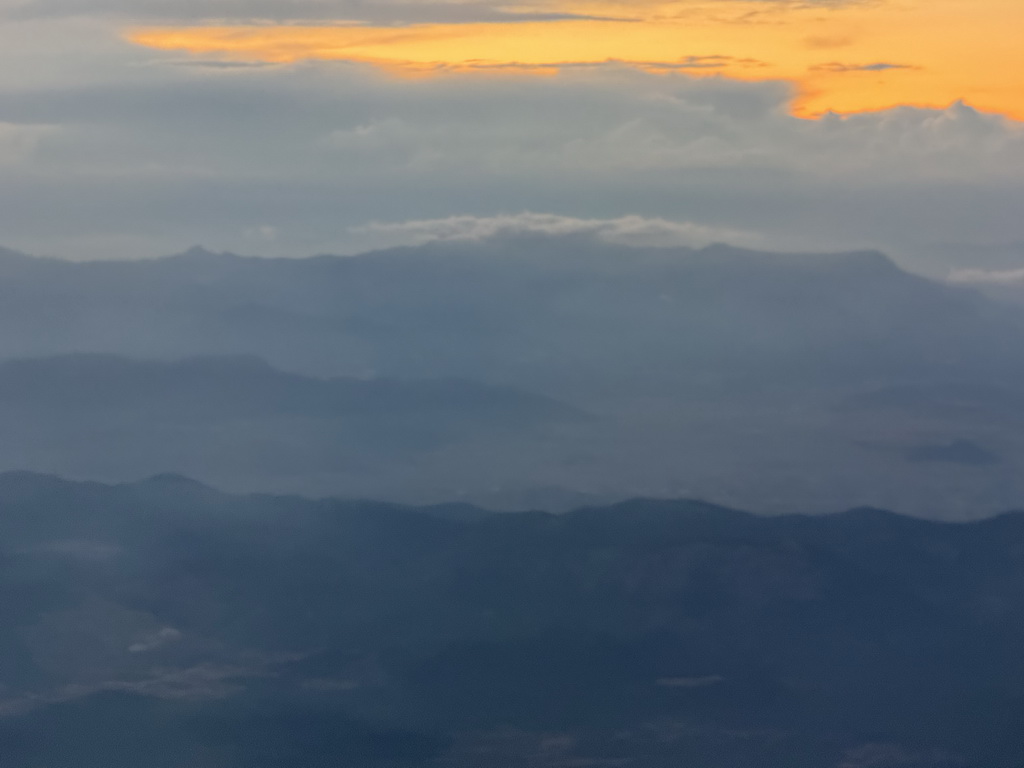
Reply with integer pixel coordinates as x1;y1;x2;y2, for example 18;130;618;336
2;473;1024;766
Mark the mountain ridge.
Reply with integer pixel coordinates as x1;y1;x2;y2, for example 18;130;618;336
2;472;1024;766
0;237;1022;517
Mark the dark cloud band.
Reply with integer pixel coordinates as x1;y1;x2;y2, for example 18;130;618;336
3;0;622;25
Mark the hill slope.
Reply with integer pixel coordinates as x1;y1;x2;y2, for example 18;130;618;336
0;354;580;496
1;474;1023;767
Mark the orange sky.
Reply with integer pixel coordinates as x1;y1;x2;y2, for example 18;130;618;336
128;0;1024;119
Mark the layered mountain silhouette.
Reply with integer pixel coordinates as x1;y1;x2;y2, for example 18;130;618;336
1;236;1024;516
1;473;1023;767
0;354;580;496
0;237;1021;392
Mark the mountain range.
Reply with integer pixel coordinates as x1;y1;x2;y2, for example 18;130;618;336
1;472;1022;768
2;238;1022;395
0;236;1023;516
0;353;580;498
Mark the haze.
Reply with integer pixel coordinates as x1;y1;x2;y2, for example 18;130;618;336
1;3;1024;767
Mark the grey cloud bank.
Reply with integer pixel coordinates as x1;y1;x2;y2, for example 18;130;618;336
0;14;1021;271
0;0;865;24
1;0;609;24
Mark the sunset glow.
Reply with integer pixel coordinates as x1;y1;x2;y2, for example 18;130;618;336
128;0;1024;118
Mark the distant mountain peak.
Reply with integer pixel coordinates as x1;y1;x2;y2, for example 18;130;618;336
0;245;31;261
835;248;902;272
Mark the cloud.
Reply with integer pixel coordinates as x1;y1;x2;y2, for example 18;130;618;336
0;121;53;164
364;55;768;77
162;58;282;69
122;0;1024;119
351;213;761;249
3;0;612;25
948;267;1024;285
244;224;280;241
810;62;917;73
26;539;123;560
803;34;853;50
0;46;1021;263
0;1;1016;274
128;626;183;653
312;74;1024;180
0;0;863;25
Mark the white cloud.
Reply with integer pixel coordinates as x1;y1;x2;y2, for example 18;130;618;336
244;224;280;241
351;213;761;250
128;626;182;653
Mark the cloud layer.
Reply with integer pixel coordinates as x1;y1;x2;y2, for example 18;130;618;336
120;0;1024;120
4;0;591;24
0;6;1021;270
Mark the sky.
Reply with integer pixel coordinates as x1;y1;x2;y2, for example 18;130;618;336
0;0;1022;275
